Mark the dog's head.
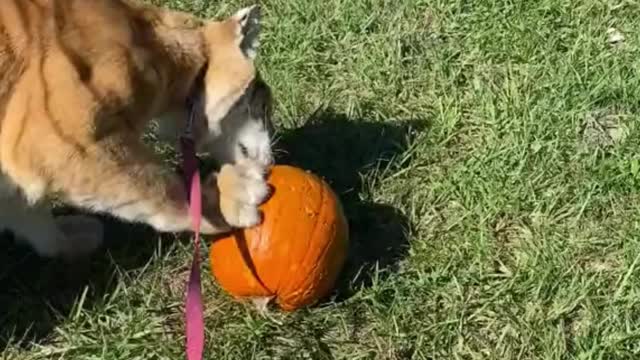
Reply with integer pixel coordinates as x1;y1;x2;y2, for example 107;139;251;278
198;5;274;167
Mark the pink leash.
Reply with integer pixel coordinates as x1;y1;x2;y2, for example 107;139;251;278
181;97;205;360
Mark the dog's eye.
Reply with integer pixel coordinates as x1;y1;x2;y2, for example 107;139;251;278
239;143;249;157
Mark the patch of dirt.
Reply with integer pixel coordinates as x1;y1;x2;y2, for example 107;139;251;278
490;213;535;274
578;109;630;152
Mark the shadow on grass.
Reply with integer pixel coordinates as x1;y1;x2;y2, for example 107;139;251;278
0;107;424;349
275;107;425;302
0;213;181;349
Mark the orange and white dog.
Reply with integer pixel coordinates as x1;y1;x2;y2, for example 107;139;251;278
0;0;274;258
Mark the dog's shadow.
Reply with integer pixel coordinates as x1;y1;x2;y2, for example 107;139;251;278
0;213;180;349
276;108;425;302
0;108;424;349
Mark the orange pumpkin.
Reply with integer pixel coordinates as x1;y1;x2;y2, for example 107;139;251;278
208;165;349;311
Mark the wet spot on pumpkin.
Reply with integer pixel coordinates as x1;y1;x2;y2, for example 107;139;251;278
304;207;318;218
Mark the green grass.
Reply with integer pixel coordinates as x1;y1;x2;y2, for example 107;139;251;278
3;0;640;358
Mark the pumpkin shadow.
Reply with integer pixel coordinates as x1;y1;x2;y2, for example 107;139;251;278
0;211;184;349
276;107;425;302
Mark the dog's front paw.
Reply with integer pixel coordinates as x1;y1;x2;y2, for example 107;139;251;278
217;160;270;228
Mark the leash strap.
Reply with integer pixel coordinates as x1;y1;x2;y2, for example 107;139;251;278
181;98;205;360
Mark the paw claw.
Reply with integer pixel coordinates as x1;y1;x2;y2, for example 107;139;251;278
234;205;262;228
247;180;270;205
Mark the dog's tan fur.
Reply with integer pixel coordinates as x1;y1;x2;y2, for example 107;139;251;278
0;0;274;258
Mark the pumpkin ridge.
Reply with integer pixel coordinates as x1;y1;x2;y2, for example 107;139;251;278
268;171;295;295
235;230;272;294
255;183;279;293
281;173;328;301
272;168;314;296
297;205;337;281
296;193;347;299
315;194;348;300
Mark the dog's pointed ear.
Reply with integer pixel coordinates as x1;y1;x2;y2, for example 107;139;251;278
232;5;261;59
